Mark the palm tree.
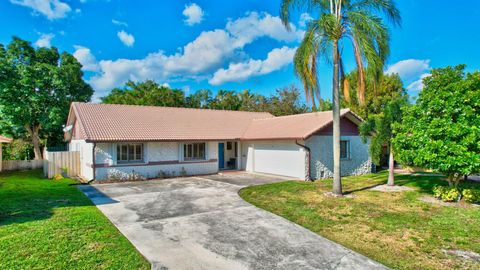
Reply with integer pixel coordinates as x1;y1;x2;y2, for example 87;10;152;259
281;0;401;195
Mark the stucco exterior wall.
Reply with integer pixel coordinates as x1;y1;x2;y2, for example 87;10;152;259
306;135;372;180
69;139;94;180
94;141;219;180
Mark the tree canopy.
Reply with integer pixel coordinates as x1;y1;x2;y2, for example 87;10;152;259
101;81;312;117
0;37;93;159
393;65;480;186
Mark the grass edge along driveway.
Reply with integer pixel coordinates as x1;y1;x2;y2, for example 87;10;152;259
0;170;150;269
240;172;480;270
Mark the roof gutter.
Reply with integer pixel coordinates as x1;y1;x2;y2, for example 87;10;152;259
295;140;312;181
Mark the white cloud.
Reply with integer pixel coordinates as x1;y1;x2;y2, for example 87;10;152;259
10;0;71;20
117;31;135;47
183;3;204;26
209;46;296;85
73;45;99;72
406;73;431;92
299;13;313;28
226;12;303;45
88;12;303;93
35;33;54;47
386;59;431;80
112;19;128;27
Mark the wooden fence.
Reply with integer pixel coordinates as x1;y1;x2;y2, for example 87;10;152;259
2;160;44;171
43;151;80;179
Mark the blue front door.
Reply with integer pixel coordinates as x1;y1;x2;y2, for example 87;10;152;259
218;143;224;169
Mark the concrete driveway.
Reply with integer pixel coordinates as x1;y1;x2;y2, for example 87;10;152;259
79;172;387;270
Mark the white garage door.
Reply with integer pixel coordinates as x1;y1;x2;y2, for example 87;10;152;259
253;142;305;179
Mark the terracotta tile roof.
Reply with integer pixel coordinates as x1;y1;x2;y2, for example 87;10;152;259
70;103;274;142
241;109;359;140
0;135;12;143
69;103;362;142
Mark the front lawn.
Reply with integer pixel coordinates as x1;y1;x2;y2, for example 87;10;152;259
0;170;150;269
240;172;480;270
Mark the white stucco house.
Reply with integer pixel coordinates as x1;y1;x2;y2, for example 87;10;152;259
65;102;372;181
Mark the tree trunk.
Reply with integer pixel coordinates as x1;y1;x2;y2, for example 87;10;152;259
332;41;342;195
388;145;395;186
25;124;43;160
311;97;317;111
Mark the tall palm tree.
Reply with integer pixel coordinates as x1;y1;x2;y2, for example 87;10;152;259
281;0;401;195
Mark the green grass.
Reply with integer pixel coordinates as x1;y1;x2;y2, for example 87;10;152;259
0;170;150;269
240;172;480;270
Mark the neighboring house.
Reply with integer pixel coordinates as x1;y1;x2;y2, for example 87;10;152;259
65;102;372;181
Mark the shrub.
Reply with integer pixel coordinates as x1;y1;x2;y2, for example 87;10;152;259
180;167;187;177
432;186;461;202
462;189;480;204
441;188;461;202
433;186;446;199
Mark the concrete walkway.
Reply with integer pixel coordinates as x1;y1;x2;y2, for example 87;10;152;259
79;173;387;270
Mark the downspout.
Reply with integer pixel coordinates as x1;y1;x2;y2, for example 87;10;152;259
295;140;311;181
91;142;96;183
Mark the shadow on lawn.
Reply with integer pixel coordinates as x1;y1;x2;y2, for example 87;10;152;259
0;169;115;226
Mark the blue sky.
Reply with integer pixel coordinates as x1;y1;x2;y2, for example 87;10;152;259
1;0;479;102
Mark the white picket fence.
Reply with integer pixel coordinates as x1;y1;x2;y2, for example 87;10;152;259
43;151;81;179
2;160;44;171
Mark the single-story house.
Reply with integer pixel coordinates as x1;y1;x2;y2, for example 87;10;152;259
65;102;372;181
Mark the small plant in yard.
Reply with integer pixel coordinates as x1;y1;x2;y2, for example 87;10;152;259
462;189;480;203
441;188;461;202
432;185;461;202
53;173;64;180
180;167;187;177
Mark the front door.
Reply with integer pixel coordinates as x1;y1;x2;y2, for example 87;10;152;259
218;143;225;169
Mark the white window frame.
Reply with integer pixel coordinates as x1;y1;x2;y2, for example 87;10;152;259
117;143;144;163
183;142;206;161
340;140;350;160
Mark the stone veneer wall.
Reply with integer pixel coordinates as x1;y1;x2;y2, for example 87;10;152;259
306;135;372;180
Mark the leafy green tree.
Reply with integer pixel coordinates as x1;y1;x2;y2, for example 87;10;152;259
393;65;480;187
360;97;407;186
185;89;212;108
267;85;309;116
343;71;404;119
2;139;34;160
208;90;241;110
101;80;185;107
0;37;93;159
102;81;310;116
281;0;401;195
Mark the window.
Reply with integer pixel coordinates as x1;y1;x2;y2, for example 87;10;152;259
184;143;206;160
340;140;350;159
226;142;232;150
117;143;143;163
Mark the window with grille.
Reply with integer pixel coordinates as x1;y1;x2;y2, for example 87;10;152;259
340;140;350;159
183;143;206;160
117;143;143;163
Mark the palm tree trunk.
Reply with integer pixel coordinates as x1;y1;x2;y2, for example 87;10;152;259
332;41;342;195
388;144;395;186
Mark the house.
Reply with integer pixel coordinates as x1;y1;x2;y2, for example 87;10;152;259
65;102;372;181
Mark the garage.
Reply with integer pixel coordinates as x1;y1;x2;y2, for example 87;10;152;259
243;141;306;179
